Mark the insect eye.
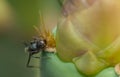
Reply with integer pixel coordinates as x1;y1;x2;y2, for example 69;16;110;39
37;40;46;48
40;41;45;45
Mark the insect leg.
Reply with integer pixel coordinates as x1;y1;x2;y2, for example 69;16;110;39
26;53;33;68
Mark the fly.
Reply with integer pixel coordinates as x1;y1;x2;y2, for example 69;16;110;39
24;11;56;68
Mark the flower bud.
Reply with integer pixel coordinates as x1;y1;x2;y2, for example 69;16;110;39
56;0;120;75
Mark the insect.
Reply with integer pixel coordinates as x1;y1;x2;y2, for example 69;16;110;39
24;37;47;67
24;12;56;68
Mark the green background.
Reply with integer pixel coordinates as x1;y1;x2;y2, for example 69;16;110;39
0;0;61;77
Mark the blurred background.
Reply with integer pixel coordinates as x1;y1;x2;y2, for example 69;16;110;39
0;0;61;77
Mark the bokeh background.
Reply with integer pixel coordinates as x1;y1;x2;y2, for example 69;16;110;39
0;0;61;77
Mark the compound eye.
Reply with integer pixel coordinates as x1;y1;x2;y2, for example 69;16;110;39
40;40;46;45
37;40;46;48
